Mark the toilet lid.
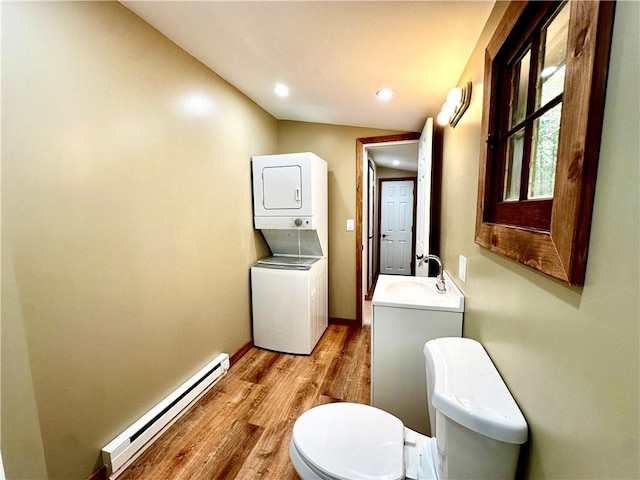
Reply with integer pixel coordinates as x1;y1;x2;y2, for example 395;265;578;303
292;402;404;480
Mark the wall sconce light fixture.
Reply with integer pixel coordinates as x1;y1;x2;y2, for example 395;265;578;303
437;81;472;128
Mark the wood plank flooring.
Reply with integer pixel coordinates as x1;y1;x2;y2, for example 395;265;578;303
119;324;371;480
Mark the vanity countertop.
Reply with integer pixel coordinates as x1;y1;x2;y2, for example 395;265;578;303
372;271;464;312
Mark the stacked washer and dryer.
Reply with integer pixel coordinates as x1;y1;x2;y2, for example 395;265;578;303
251;152;328;355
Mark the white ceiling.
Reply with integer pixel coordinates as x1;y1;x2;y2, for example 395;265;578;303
122;1;495;135
368;142;420;172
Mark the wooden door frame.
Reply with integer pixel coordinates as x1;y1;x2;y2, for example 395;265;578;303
356;133;420;327
377;177;418;278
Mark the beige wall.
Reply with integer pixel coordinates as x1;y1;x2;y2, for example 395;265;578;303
2;2;276;479
375;166;417;179
440;2;639;478
2;235;48;479
278;121;402;320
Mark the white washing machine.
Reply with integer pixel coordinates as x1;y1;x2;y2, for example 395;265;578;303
251;256;327;355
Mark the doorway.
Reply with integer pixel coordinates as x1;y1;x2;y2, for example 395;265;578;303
356;133;420;327
367;161;375;291
356;123;441;327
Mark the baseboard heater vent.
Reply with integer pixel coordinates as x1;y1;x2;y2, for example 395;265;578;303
101;353;230;479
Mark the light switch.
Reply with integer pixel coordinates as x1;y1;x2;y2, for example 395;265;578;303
346;219;355;231
458;255;467;283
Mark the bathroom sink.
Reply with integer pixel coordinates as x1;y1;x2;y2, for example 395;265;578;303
372;272;464;312
386;281;444;303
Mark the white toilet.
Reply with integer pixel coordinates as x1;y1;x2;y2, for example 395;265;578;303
289;337;528;480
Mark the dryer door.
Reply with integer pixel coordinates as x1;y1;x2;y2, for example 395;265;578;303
262;165;302;210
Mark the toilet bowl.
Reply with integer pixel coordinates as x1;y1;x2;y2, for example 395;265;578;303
289;337;528;480
289;402;438;480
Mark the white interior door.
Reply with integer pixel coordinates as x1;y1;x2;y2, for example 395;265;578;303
415;118;433;277
379;180;414;275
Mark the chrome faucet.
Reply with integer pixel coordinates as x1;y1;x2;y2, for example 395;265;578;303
418;254;446;293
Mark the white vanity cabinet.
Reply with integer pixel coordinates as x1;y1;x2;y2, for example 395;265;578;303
371;273;464;436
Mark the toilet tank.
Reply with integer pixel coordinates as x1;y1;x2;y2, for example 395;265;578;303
423;338;528;480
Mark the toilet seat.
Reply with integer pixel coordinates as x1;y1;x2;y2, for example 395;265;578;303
291;402;405;480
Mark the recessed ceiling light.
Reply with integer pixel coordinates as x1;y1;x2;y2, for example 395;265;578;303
376;89;394;101
274;83;290;97
392;159;401;166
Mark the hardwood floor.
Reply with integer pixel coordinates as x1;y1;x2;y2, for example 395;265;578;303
120;324;371;480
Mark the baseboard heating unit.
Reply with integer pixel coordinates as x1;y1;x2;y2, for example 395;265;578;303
101;353;230;478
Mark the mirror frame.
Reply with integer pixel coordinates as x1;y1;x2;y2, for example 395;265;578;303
475;0;616;285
